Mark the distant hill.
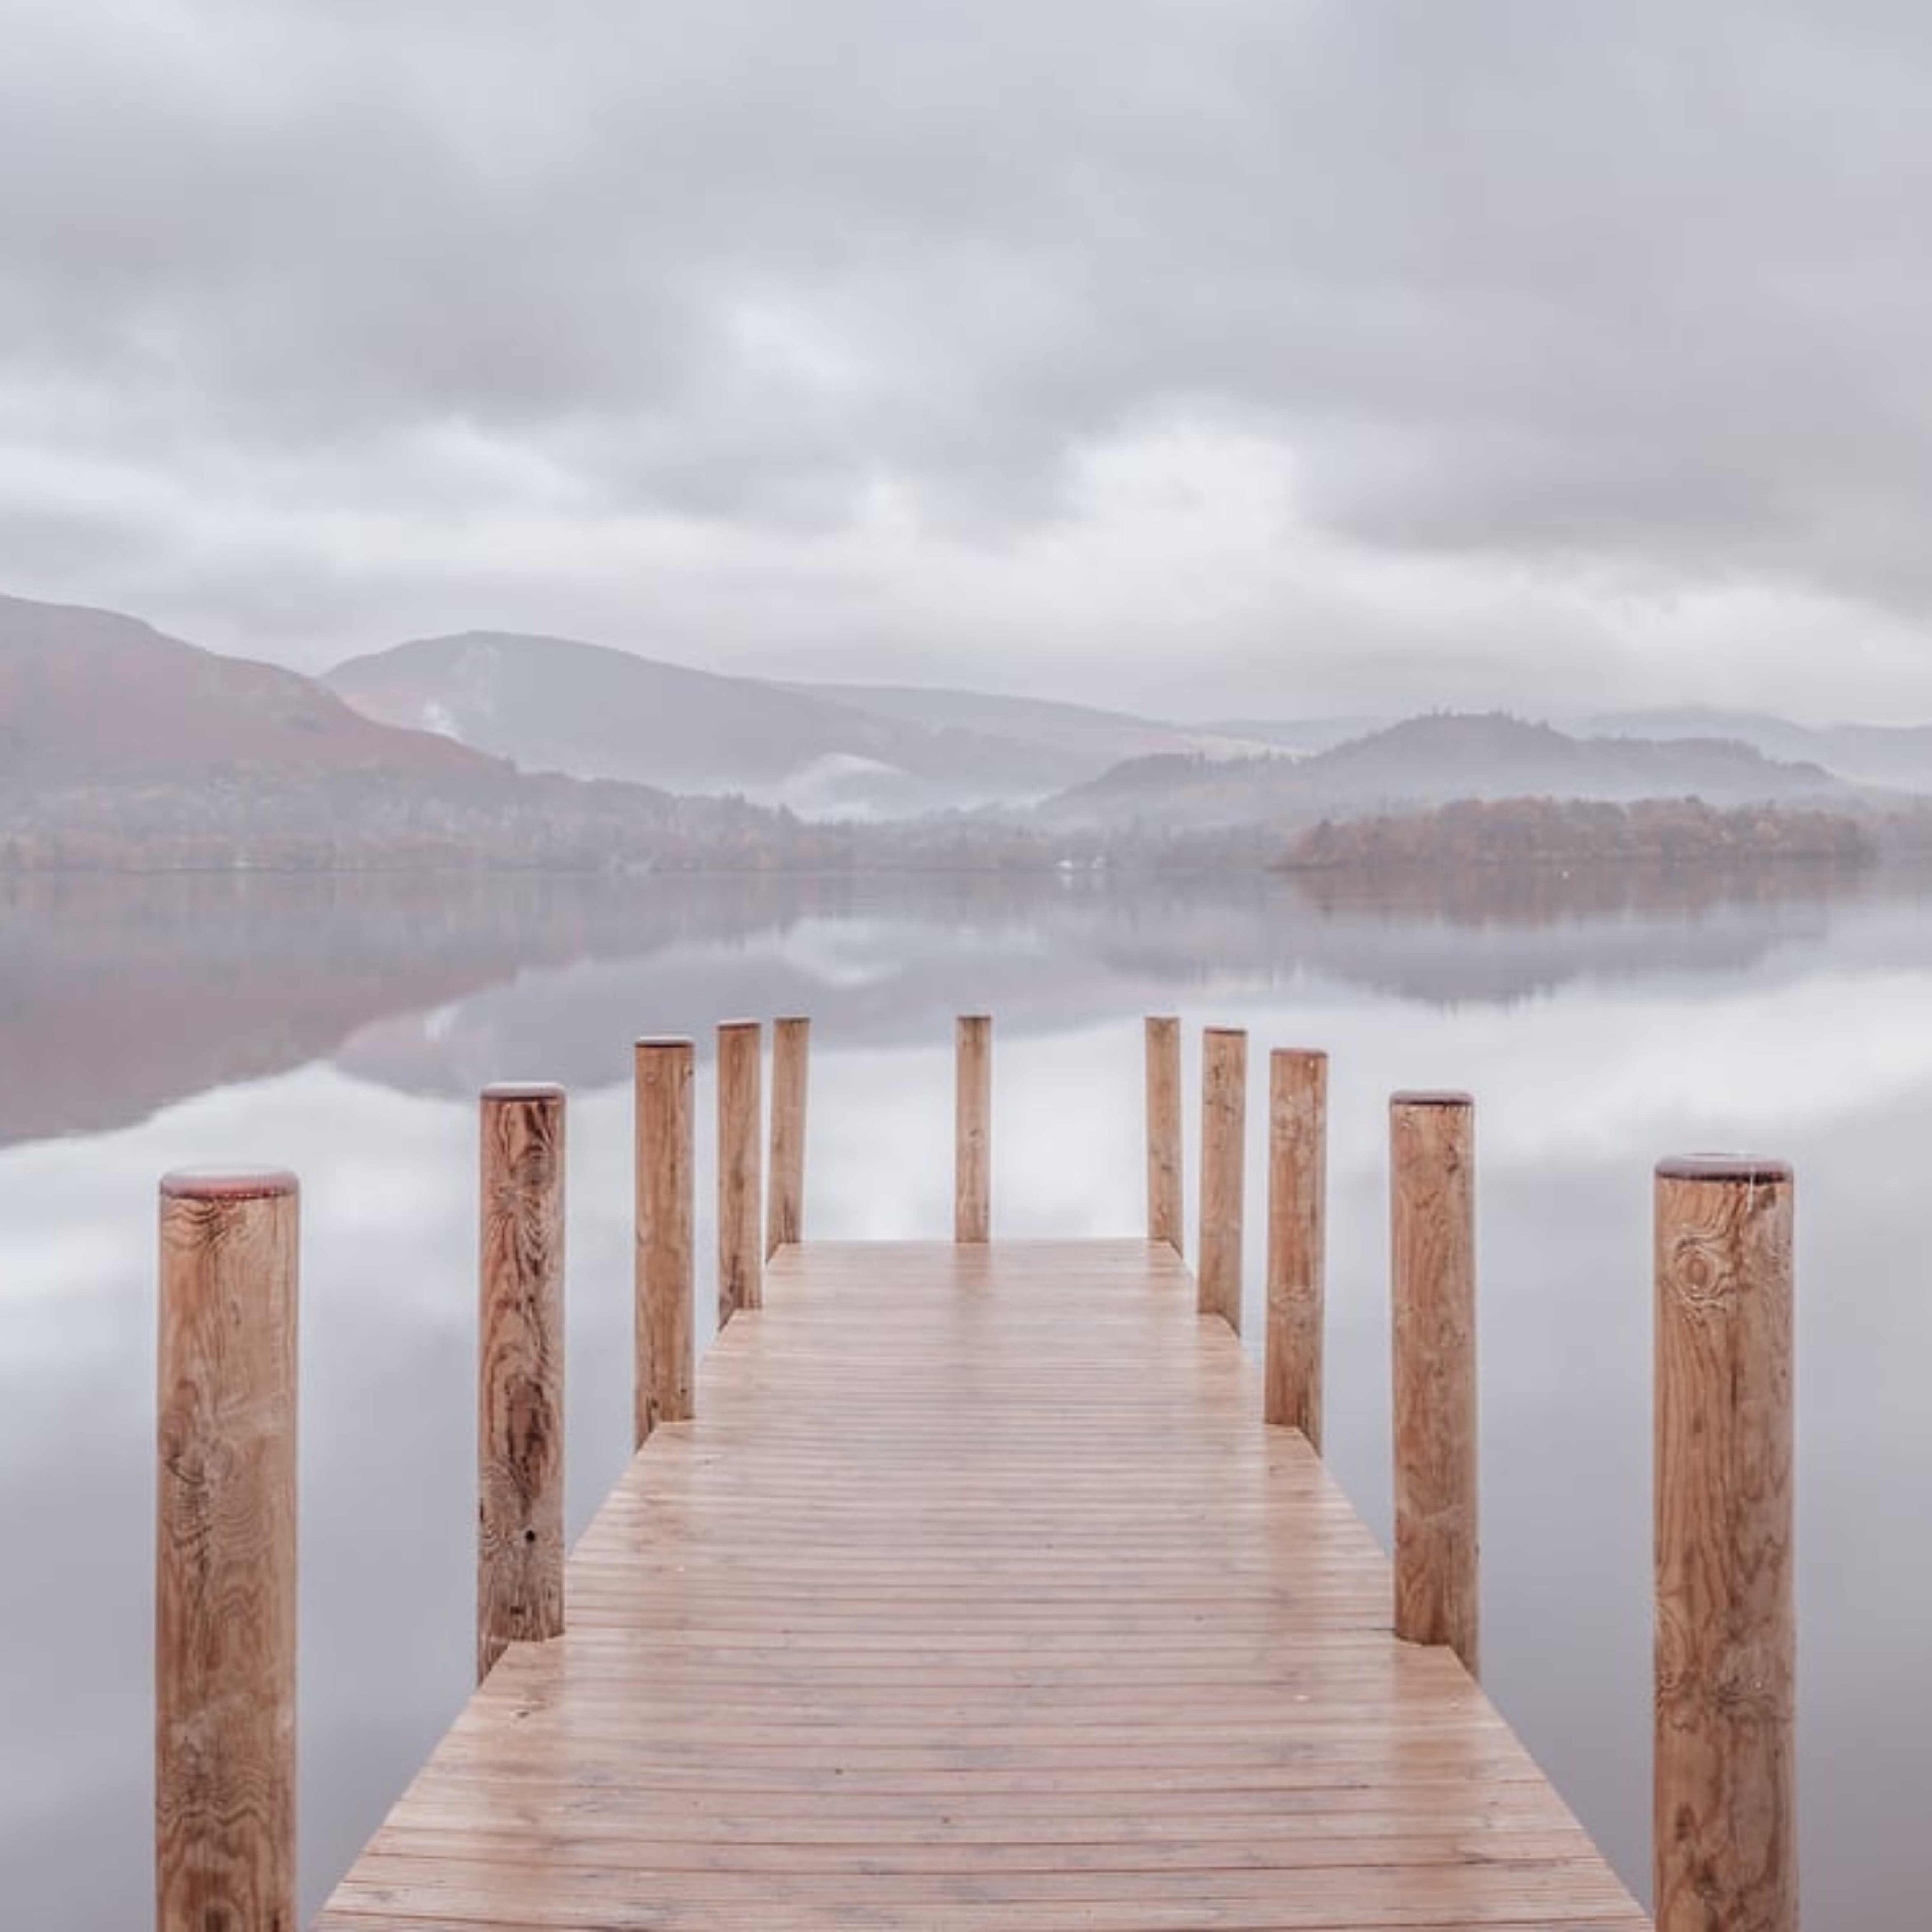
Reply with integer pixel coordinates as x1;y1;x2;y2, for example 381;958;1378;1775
1040;712;1852;830
1281;797;1871;872
1190;716;1393;757
792;682;1236;769
8;593;1926;874
0;595;1120;873
0;595;811;870
1587;707;1932;793
0;593;502;786
328;633;1089;815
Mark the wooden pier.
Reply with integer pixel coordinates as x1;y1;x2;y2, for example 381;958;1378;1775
155;1015;1798;1932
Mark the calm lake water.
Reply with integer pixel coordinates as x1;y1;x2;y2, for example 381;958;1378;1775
3;866;1927;1925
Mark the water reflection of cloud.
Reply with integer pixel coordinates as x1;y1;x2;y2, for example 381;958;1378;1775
12;869;1932;1151
7;877;1932;1924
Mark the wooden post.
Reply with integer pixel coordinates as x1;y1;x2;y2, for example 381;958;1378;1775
477;1083;565;1682
1265;1048;1327;1447
156;1167;298;1932
635;1038;694;1447
717;1019;763;1325
1654;1155;1796;1932
1145;1015;1183;1251
955;1014;991;1244
767;1015;810;1258
1389;1091;1478;1674
1197;1026;1246;1329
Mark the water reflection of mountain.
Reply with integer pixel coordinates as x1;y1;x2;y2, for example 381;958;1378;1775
3;863;1927;1149
0;873;804;1148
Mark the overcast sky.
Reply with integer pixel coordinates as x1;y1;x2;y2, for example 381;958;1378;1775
6;0;1932;719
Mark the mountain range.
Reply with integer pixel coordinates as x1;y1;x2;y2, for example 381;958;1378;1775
0;594;501;787
1038;712;1850;831
2;591;1928;868
1583;708;1932;793
0;595;792;872
327;631;1216;816
325;628;1932;820
1215;707;1932;797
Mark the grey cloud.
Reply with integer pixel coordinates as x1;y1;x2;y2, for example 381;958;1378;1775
5;0;1932;688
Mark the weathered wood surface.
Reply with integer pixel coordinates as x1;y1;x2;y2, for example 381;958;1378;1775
477;1085;566;1682
716;1021;763;1326
1390;1091;1480;1675
767;1016;810;1258
1265;1047;1327;1448
1197;1025;1246;1330
157;1168;298;1932
1144;1014;1183;1251
318;1238;1644;1931
954;1015;991;1244
1654;1157;1796;1932
634;1039;694;1447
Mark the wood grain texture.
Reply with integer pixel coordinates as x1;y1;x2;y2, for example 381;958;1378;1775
1390;1092;1478;1675
1144;1015;1183;1252
717;1021;764;1325
955;1015;991;1244
317;1237;1643;1932
1197;1026;1246;1329
1265;1048;1327;1446
636;1038;695;1447
767;1016;810;1259
478;1085;566;1682
1654;1157;1796;1932
156;1168;298;1932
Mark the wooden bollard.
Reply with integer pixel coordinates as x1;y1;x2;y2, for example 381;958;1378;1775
717;1019;763;1325
156;1167;298;1932
635;1038;694;1446
1265;1048;1327;1447
1197;1026;1246;1328
477;1084;565;1682
1390;1090;1478;1674
767;1015;810;1258
1145;1015;1183;1251
955;1014;991;1243
1654;1155;1796;1932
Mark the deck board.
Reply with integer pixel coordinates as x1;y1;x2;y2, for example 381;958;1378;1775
317;1239;1646;1930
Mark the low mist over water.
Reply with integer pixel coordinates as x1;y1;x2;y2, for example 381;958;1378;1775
3;868;1927;1924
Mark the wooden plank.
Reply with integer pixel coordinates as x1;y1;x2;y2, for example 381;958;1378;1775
1654;1156;1795;1932
955;1015;991;1242
317;1237;1645;1932
1265;1047;1326;1446
476;1085;566;1681
1144;1015;1183;1251
157;1169;298;1932
1198;1027;1246;1329
1390;1092;1479;1675
716;1021;762;1325
633;1039;694;1445
766;1017;810;1258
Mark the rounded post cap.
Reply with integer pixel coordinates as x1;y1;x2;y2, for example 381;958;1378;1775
635;1034;694;1051
774;1014;811;1027
717;1017;762;1035
1270;1045;1329;1064
1391;1088;1473;1109
161;1166;298;1202
1203;1024;1247;1039
1656;1152;1793;1185
481;1080;565;1102
957;1013;992;1025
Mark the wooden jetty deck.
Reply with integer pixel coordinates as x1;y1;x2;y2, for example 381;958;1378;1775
314;1237;1644;1931
158;1017;1795;1931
